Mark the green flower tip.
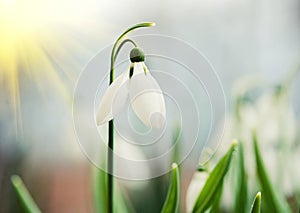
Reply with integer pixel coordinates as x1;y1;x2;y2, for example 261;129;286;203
130;47;145;62
140;22;155;27
231;139;238;147
256;192;261;199
172;163;178;169
11;175;22;186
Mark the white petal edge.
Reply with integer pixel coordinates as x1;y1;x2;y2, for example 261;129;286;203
129;64;166;128
96;71;129;125
132;62;145;76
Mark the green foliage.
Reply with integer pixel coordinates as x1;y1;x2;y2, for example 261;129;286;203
93;167;108;213
253;133;291;213
11;138;295;213
161;163;180;213
250;192;261;213
93;167;135;213
210;181;224;213
234;142;248;213
11;175;41;213
192;142;237;213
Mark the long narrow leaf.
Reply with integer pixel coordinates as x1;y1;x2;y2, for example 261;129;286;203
210;181;224;213
93;167;108;213
93;167;135;213
253;133;291;213
114;183;136;213
192;141;237;213
250;192;261;213
234;142;248;213
11;175;41;213
161;163;180;213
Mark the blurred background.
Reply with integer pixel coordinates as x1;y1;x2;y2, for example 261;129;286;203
0;0;300;212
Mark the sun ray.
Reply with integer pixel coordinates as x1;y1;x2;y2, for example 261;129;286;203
0;0;110;134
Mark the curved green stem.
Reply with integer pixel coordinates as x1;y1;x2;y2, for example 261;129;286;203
107;22;155;213
110;22;155;83
114;39;138;62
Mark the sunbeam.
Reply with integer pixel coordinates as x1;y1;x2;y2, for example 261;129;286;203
0;0;107;132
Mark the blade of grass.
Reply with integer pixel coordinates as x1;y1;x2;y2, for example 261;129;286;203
172;124;181;163
210;181;224;213
250;192;262;213
93;167;134;213
93;167;108;213
11;175;41;213
161;163;180;213
114;183;136;213
253;132;291;213
234;142;248;213
192;141;237;213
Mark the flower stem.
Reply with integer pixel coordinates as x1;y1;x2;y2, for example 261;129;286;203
107;22;155;213
114;39;138;62
11;175;41;213
108;120;114;213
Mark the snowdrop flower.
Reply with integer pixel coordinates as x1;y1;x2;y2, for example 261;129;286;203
186;172;209;212
97;47;166;128
215;76;298;199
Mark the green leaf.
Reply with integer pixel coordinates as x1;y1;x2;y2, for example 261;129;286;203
250;192;262;213
114;183;136;213
92;167;135;213
210;181;224;213
192;141;237;213
234;142;248;213
161;163;180;213
11;175;41;213
253;133;291;213
172;124;181;163
93;167;108;213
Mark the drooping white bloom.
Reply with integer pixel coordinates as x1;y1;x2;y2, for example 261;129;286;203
96;60;166;128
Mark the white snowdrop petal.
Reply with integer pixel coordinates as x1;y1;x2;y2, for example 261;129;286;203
96;71;129;125
129;66;166;128
132;62;144;75
150;112;166;128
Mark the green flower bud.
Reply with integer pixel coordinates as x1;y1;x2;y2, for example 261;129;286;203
130;47;145;62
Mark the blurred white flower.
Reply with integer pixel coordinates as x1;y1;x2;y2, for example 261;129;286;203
186;172;209;212
216;76;298;198
96;59;166;128
97;124;150;189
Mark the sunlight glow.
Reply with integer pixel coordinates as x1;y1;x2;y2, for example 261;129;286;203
0;0;102;131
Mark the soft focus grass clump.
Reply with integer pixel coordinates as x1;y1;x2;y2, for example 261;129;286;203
11;69;300;212
12;137;297;212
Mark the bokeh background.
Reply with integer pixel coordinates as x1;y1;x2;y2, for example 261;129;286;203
0;0;300;212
